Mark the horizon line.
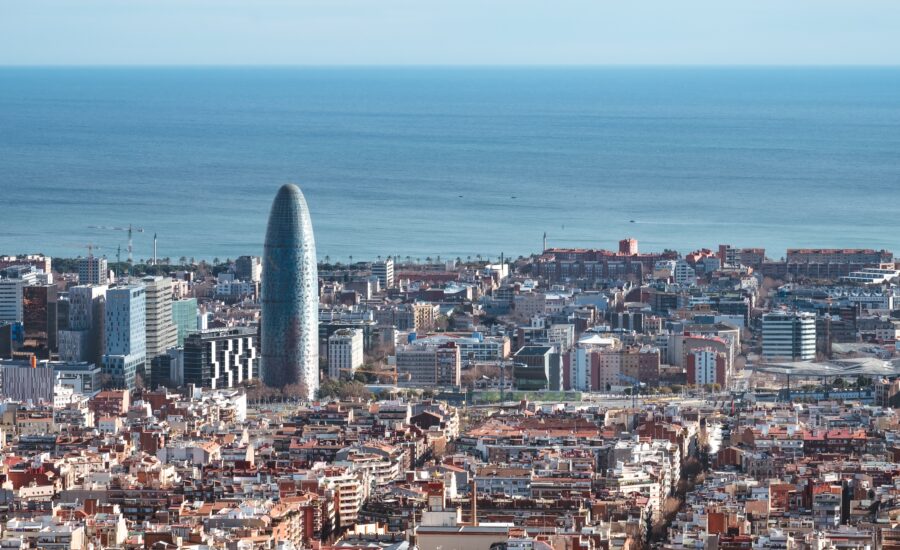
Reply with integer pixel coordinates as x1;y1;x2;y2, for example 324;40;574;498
2;63;900;69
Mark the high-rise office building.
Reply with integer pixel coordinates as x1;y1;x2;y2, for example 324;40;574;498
234;255;262;282
261;184;319;399
102;285;146;389
172;298;200;346
22;285;58;359
78;256;109;285
0;266;39;323
142;276;177;362
762;311;816;361
58;285;107;367
327;328;364;379
372;258;394;289
183;327;258;389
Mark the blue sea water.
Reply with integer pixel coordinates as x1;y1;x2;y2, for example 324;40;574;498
1;67;899;263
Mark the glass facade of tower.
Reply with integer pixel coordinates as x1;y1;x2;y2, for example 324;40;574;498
260;184;319;399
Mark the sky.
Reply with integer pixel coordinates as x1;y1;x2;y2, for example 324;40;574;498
1;0;899;66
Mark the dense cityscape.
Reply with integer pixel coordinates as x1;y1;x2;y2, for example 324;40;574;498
0;183;899;549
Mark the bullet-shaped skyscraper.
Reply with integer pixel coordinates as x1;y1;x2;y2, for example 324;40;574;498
260;184;319;399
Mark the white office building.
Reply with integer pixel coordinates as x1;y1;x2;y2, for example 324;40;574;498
328;328;365;379
762;311;816;361
0;266;39;323
142;276;177;361
372;258;395;290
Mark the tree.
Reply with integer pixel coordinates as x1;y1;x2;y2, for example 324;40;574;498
658;386;672;395
671;384;684;394
833;377;846;389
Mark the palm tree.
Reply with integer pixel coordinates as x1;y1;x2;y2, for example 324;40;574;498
349;255;353;266
325;255;331;265
179;256;187;266
213;257;220;266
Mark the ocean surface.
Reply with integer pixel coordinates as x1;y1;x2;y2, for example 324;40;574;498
1;67;899;263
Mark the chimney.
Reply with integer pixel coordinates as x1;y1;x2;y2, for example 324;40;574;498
471;479;478;526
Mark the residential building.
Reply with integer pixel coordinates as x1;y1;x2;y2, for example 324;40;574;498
395;342;460;388
142;276;177;362
234;255;262;282
78;256;109;285
372;258;395;289
685;347;728;387
183;327;259;389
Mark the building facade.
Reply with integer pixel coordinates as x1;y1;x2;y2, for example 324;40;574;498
78;256;109;285
102;285;146;389
183;328;259;389
171;298;199;346
762;311;816;361
327;328;364;380
371;258;394;289
396;342;460;388
142;276;177;362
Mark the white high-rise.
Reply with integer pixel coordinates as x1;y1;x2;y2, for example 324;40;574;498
762;311;816;361
328;328;364;379
142;276;177;361
0;266;39;323
372;258;394;289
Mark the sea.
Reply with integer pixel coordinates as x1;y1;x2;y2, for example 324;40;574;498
1;66;899;263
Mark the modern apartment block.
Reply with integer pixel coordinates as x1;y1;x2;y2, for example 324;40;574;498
685;347;728;386
142;276;177;362
372;258;394;289
328;328;364;379
78;256;109;285
183;327;259;389
762;311;816;361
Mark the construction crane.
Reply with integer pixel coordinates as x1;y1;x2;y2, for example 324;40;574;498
88;224;145;265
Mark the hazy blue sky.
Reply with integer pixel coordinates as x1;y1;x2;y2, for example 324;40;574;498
2;0;899;66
